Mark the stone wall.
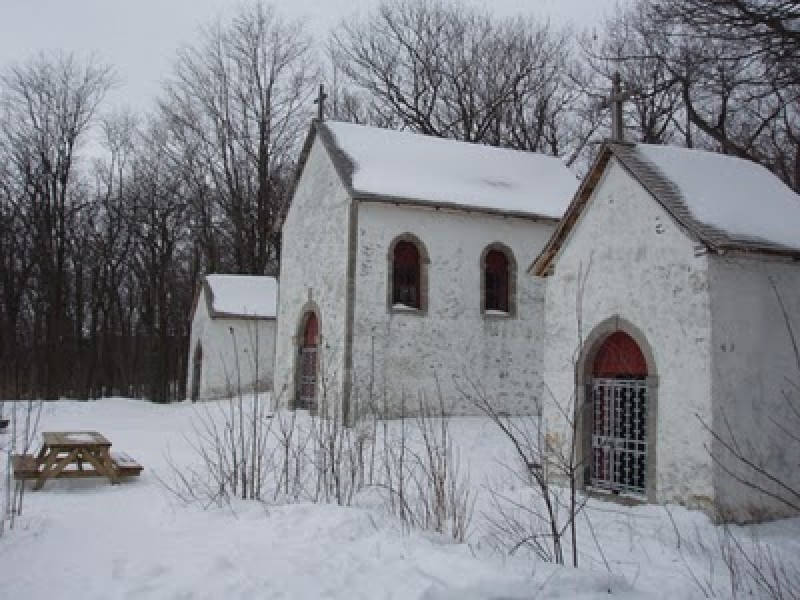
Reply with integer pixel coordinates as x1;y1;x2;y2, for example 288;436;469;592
709;256;800;521
187;297;275;400
350;201;555;417
273;137;352;410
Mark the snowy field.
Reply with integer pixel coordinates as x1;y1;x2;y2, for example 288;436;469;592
0;397;798;599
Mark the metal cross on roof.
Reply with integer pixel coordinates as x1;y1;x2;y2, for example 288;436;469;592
605;72;634;142
314;84;328;121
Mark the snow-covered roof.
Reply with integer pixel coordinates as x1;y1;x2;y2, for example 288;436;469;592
635;144;800;253
532;142;800;275
204;275;278;319
316;121;578;219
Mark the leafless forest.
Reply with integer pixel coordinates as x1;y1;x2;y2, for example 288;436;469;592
0;0;796;401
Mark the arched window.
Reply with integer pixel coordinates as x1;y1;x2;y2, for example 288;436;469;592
484;249;510;313
592;331;648;379
392;240;421;309
303;313;319;348
298;312;319;410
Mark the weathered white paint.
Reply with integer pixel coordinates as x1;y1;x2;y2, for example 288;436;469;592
351;202;556;416
186;295;275;400
542;158;717;510
709;256;800;521
273;136;351;409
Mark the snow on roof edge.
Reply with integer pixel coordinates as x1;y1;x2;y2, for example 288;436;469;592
204;274;278;319
319;120;578;220
633;143;800;254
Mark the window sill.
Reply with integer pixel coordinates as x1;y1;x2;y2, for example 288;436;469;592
482;309;514;320
389;303;426;316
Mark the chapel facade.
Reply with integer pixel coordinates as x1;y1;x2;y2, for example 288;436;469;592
272;120;578;419
535;142;800;521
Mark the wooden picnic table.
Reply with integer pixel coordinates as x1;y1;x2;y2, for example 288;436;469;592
11;431;142;490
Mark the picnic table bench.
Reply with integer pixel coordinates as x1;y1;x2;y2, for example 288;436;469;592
11;431;142;490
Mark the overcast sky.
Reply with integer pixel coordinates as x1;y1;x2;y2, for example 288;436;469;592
0;0;621;113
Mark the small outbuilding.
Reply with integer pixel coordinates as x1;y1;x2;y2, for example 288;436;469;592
187;274;278;401
534;141;800;521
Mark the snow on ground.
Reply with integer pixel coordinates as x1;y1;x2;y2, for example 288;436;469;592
0;397;798;599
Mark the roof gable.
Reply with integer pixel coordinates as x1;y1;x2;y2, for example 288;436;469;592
202;275;278;320
293;120;578;221
532;142;800;276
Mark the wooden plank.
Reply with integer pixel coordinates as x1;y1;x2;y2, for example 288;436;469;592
78;448;114;479
111;452;143;477
11;454;39;480
35;469;110;479
34;447;65;490
37;448;86;490
42;431;110;448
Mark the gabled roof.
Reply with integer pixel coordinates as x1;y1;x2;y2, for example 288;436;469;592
293;120;578;221
532;142;800;276
200;275;278;320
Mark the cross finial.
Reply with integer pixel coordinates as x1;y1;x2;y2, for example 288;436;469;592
609;71;626;142
314;84;328;121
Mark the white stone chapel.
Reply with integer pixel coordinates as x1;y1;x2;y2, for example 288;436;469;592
272;120;579;419
535;141;800;520
187;274;278;401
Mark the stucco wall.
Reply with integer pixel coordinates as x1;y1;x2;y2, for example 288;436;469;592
709;256;800;521
273;136;352;410
542;158;716;508
186;296;275;400
350;201;555;417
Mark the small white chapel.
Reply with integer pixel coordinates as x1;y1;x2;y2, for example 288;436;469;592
187;274;278;401
272;120;579;419
535;138;800;521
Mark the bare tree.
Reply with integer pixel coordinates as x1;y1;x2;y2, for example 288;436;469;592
654;0;800;88
582;2;686;146
659;0;800;190
161;2;318;276
126;119;193;402
330;0;584;157
0;52;114;398
0;7;319;402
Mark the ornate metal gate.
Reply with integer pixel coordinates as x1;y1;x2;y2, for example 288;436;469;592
298;346;318;410
590;378;647;496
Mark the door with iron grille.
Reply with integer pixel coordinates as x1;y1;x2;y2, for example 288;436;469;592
297;312;319;410
589;331;649;496
299;347;317;409
590;378;647;495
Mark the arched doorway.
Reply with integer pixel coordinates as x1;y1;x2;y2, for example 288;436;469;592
589;331;648;496
190;344;203;402
297;312;319;410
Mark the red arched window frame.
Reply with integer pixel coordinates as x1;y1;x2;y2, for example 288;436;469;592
303;313;318;348
592;331;647;378
392;241;420;308
484;250;509;312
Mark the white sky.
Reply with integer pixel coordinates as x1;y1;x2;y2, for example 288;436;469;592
0;0;621;114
